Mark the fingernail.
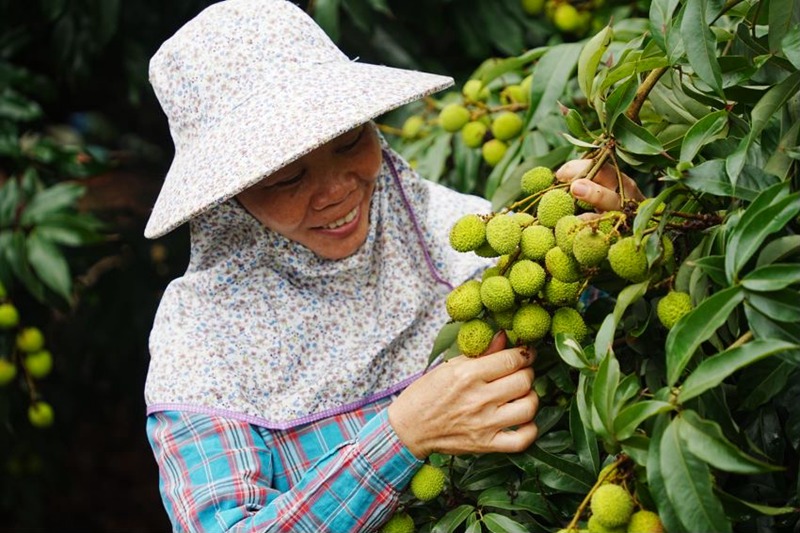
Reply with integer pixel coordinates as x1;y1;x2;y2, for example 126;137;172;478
571;181;588;197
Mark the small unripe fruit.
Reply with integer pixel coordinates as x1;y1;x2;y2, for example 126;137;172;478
543;279;582;306
508;260;546;297
381;512;414;533
545;247;582;283
522;0;546;15
590;484;634;528
449;214;487;252
446;280;484;322
482;139;508;167
657;291;693;329
482;266;502;280
550;307;589;344
439;103;471;132
572;227;610;267
513;303;551;343
458;319;495;357
537;189;576;228
553;3;583;33
24;350;53;379
486;215;522;255
0;359;17;386
480;276;516;312
520;74;533;96
461;121;488;148
28;401;55;428
608;237;649;283
587;515;622;533
16;327;45;353
491;112;524;141
521;166;555;196
501;84;528;105
462;79;489;102
492;308;516;330
512;212;535;227
0;280;6;298
401;115;425;139
555;215;582;254
475;241;501;258
520;225;556;261
0;303;20;329
627;510;664;533
410;464;446;501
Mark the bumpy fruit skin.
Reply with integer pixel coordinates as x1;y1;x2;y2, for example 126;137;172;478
538;189;576;228
450;214;487;252
410;464;446;501
627;510;664;533
550;307;589;344
509;260;546;297
545;247;582;283
380;512;415;533
591;484;634;529
493;308;516;330
512;212;535;227
458;319;495;356
572;227;610;267
597;462;618;485
520;225;556;261
28;401;55;428
0;359;17;386
486;215;522;255
513;303;551;343
474;242;501;258
401;115;425;139
461;121;488;148
482;139;508;167
480;276;516;312
608;237;649;283
462;79;489;102
543;279;582;306
16;327;45;353
555;215;582;254
587;515;624;533
24;350;53;379
521;166;555;196
491;112;524;141
0;303;20;329
657;291;693;329
446;280;484;322
439;103;471;132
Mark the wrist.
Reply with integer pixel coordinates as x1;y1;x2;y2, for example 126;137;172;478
387;401;429;460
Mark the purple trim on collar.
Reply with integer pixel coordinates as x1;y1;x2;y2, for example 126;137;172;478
384;151;454;291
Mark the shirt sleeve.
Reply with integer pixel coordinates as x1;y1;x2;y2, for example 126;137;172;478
146;408;422;533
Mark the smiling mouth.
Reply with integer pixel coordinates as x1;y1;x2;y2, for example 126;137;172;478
321;206;359;230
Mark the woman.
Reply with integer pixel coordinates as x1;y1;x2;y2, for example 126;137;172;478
143;1;631;531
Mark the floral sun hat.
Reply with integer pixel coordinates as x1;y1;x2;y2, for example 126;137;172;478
144;0;454;238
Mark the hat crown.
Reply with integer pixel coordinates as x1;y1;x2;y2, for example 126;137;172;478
150;0;347;148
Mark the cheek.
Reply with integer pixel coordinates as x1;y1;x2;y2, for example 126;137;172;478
240;190;307;231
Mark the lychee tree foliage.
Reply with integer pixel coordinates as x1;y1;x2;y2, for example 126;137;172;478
383;0;800;532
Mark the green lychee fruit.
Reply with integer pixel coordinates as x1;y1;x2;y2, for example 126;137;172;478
492;308;516;330
522;0;546;15
16;327;45;353
0;280;6;298
590;484;634;528
462;79;489;102
410;464;446;501
401;115;425;139
457;319;495;357
550;307;589;344
656;291;693;329
608;237;649;283
480;276;516;312
0;303;20;329
587;515;624;533
475;241;501;258
521;166;555;196
461;121;488;148
512;212;535;227
508;259;546;297
513;303;551;343
545;247;582;283
537;189;576;228
439;103;471;132
28;401;55;428
449;214;487;252
24;350;53;379
491;112;524;141
553;3;584;33
380;512;415;533
501;84;528;105
486;215;522;255
482;266;502;280
572;227;610;267
555;215;582;255
482;139;508;167
446;280;484;322
597;462;618;485
0;359;17;386
520;74;533;96
627;510;664;533
543;279;582;306
520;225;556;261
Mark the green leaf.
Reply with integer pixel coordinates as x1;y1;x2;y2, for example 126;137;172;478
613;115;665;155
554;333;589;369
649;0;681;52
482;513;528;533
312;0;342;41
741;264;800;292
666;286;744;386
417;132;453;184
757;235;800;267
604;76;638;132
679;410;780;474
595;281;649;359
661;417;731;533
614;401;674;441
738;359;797;410
428;322;460;368
527;43;582;126
620;435;650;467
19;182;85;225
510;445;594;493
782;23;800;69
679;110;728;163
681;0;723;97
578;25;613;102
768;0;795;56
647;415;685;532
592;352;620;437
746;289;800;322
432;505;475;533
0;178;21;227
717;490;797;518
26;231;72;302
477;487;549;515
570;398;599;473
678;339;798;403
679;160;759;201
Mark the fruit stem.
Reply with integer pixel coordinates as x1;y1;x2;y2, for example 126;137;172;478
729;330;753;350
625;66;669;124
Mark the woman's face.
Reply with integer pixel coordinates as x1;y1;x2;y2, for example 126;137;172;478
236;123;382;260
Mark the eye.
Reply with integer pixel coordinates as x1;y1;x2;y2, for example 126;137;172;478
269;170;305;188
337;126;366;153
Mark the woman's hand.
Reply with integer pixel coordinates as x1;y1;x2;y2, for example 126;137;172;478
388;332;539;459
555;159;645;212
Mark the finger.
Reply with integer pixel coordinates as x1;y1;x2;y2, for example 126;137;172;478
473;346;535;383
490;420;539;453
555;159;592;183
485;367;534;403
570;178;623;213
481;330;508;356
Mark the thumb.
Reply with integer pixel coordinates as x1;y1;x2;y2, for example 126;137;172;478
482;330;508;356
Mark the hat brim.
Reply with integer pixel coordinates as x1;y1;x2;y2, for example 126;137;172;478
144;61;452;238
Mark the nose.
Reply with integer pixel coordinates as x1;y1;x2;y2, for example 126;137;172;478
310;170;356;210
